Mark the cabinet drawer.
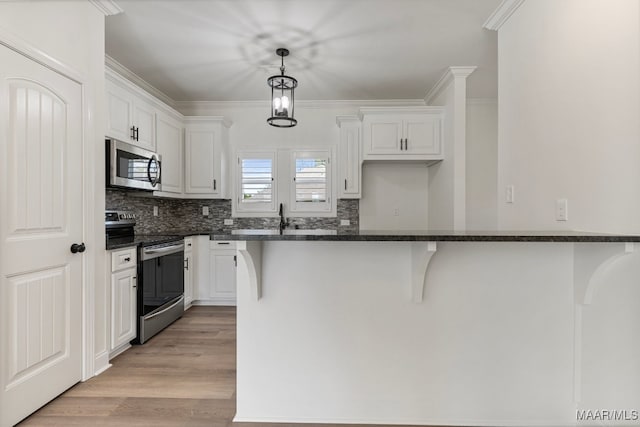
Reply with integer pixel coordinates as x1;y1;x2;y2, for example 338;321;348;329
111;247;137;272
184;237;194;251
210;240;237;250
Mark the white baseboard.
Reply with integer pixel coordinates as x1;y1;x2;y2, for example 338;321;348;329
192;299;236;307
233;415;575;427
93;351;111;378
108;343;131;360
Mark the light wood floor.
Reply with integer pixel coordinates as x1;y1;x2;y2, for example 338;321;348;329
20;306;439;427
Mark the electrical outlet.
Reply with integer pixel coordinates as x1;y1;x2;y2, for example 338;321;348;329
202;206;209;216
340;219;350;226
556;199;568;221
153;206;158;216
506;185;515;203
224;219;233;226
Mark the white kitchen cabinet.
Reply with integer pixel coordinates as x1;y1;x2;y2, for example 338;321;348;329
155;110;183;195
184;117;231;199
360;107;444;162
336;116;361;199
106;75;156;151
184;237;194;309
208;242;237;305
108;246;137;356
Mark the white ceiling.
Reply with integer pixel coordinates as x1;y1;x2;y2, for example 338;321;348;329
105;0;500;102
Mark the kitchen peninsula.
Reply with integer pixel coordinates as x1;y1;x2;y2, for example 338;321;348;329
212;230;639;426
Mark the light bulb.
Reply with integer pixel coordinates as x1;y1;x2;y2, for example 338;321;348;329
281;95;289;109
273;97;281;111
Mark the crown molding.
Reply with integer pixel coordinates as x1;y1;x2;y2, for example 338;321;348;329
174;99;426;115
424;66;477;105
483;0;526;31
183;115;233;128
105;55;176;108
336;116;361;126
88;0;123;16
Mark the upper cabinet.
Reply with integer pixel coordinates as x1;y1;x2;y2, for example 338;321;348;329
184;117;231;199
360;107;444;163
106;74;156;151
155;110;183;195
336;116;361;199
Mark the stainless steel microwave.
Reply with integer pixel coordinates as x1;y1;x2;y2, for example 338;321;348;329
107;139;161;191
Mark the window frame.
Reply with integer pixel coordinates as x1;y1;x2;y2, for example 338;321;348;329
233;150;278;216
289;149;333;214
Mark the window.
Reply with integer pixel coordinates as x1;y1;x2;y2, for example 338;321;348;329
290;150;331;213
236;152;276;213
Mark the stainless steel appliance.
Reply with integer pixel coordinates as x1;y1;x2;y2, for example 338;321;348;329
106;139;161;191
105;211;184;344
138;241;185;343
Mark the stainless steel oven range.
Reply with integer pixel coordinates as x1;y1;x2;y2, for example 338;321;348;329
105;210;184;344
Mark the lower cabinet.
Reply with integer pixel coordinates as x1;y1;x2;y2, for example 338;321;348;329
111;268;137;350
184;237;194;309
192;237;237;306
208;246;237;305
108;246;137;357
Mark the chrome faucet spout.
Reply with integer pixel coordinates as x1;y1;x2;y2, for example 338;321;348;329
279;203;289;232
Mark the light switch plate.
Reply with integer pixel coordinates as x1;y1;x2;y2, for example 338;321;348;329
556;199;568;221
506;185;514;203
340;219;350;226
202;206;209;216
224;219;233;225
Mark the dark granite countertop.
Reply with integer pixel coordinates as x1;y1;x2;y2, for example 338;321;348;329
106;230;213;250
209;229;640;243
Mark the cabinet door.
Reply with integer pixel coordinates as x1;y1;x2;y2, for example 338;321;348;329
184;251;193;308
339;124;361;198
365;117;402;155
185;128;220;195
111;268;137;350
106;81;133;143
132;98;156;151
209;251;237;305
403;114;441;155
156;112;183;194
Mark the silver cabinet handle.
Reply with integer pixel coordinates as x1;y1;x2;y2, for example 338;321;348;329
213;179;217;190
132;276;137;288
344;179;347;190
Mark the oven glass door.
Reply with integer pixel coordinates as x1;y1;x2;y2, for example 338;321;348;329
141;250;184;316
109;140;161;190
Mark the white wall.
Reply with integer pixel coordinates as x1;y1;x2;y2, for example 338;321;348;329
466;99;498;230
360;163;429;230
497;0;640;233
237;241;578;425
0;1;107;376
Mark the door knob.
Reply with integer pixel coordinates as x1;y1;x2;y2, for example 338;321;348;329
70;243;86;254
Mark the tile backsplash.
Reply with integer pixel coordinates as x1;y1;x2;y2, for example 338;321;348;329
106;189;359;234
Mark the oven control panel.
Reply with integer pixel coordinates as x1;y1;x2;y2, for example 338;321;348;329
105;210;136;228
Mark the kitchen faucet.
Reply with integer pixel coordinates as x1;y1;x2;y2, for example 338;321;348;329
278;203;289;232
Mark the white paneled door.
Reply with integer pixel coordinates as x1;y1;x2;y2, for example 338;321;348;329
0;45;83;426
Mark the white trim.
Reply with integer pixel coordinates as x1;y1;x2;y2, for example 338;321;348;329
466;98;498;105
233;415;574;427
175;99;426;115
106;55;177;109
192;299;237;306
108;343;131;360
483;0;527;31
424;66;477;105
183;115;233;128
0;28;84;84
88;0;123;16
336;115;361;126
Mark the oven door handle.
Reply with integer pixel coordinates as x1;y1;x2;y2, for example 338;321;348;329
143;296;184;321
142;243;184;260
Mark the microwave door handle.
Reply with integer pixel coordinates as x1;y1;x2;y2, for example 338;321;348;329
147;154;160;187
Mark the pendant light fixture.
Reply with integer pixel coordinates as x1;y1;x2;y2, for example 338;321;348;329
267;48;297;128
